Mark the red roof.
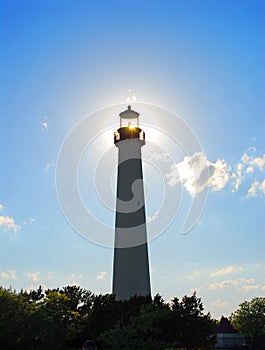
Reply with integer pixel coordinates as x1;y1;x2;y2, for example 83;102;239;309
216;316;238;334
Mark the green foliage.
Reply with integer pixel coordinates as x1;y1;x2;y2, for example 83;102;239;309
0;285;94;349
99;292;216;350
0;287;37;348
170;292;216;350
7;285;264;350
231;297;265;348
99;304;171;350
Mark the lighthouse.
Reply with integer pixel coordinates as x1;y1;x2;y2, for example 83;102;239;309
112;106;151;300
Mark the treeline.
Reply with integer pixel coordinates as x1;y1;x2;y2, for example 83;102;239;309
0;285;216;349
0;285;264;349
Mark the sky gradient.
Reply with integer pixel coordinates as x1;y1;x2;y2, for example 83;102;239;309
0;0;264;319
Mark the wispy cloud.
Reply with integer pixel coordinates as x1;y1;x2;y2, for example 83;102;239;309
188;270;201;280
231;147;265;193
210;265;243;277
70;282;81;287
71;273;83;279
209;278;254;290
260;179;265;194
247;179;265;197
97;271;107;280
240;284;261;292
0;215;20;232
25;272;40;282
189;286;202;293
0;204;20;232
26;283;47;292
47;272;55;280
23;217;37;225
253;155;265;171
212;299;229;308
0;270;17;280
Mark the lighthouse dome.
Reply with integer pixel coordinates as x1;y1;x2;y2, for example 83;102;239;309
119;105;139;119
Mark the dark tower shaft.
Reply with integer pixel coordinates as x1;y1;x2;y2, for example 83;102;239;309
112;107;151;300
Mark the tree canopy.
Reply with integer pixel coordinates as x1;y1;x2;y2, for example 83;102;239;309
1;284;263;349
231;296;265;348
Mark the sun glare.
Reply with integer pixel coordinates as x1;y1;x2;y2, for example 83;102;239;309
144;125;160;143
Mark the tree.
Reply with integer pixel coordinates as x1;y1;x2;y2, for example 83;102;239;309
170;292;216;350
0;287;37;349
0;285;217;349
231;297;265;348
99;303;172;350
99;292;216;350
39;286;94;348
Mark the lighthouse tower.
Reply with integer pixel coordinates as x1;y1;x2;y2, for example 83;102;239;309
112;106;151;300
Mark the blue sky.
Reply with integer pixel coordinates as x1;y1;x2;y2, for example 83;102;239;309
0;0;264;319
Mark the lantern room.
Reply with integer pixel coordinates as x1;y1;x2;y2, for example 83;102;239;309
119;105;139;128
114;106;145;144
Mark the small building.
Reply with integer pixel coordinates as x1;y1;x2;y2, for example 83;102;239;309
215;316;245;349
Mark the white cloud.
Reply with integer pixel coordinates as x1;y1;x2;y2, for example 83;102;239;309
0;270;17;280
166;152;231;196
97;271;107;280
23;217;37;225
260;179;265;194
247;179;265;197
47;272;55;280
231;163;244;192
189;286;202;293
253;155;265;170
188;270;201;279
71;282;81;287
0;215;20;232
248;180;259;197
213;299;229;308
241;153;251;164
210;265;243;277
246;166;254;174
209;278;254;290
165;147;265;197
232;149;265;192
0;204;4;211
25;272;40;282
208;158;231;191
241;284;260;292
26;283;47;292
